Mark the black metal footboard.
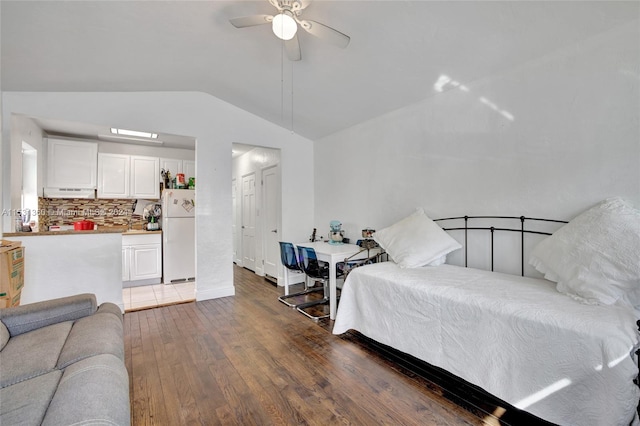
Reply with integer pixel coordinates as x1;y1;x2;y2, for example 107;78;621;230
636;320;640;389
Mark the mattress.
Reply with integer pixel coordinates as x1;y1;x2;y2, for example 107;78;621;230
333;262;640;426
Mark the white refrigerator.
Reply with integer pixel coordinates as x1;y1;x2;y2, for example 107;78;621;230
162;189;195;284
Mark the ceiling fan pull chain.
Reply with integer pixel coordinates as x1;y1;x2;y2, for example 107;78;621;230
290;59;294;133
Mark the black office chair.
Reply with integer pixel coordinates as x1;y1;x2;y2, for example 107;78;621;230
277;242;324;308
295;245;342;321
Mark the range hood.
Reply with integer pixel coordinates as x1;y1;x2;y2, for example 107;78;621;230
43;188;96;199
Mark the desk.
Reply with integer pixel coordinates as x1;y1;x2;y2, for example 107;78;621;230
295;241;370;320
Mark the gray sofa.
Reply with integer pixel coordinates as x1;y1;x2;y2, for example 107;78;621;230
0;293;130;426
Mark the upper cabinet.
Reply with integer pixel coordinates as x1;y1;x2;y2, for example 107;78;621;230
98;154;159;199
160;158;182;177
183;160;196;180
160;158;196;180
97;153;129;198
46;138;98;189
42;139;190;199
130;156;160;199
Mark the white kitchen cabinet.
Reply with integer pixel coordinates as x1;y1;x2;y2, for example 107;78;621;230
182;160;196;180
160;158;182;176
122;246;130;281
122;233;162;286
129;245;162;280
160;158;195;181
98;154;159;199
97;153;129;198
130;156;160;198
46;138;98;189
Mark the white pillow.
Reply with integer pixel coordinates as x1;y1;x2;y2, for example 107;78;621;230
373;208;461;268
529;197;640;306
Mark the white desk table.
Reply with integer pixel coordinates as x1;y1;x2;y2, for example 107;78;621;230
295;241;370;320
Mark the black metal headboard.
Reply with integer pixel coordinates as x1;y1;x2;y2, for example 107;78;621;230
433;216;568;277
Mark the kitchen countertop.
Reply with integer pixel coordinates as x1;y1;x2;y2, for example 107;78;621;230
122;229;162;235
3;228;162;237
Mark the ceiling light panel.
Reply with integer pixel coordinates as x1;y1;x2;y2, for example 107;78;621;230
110;128;158;139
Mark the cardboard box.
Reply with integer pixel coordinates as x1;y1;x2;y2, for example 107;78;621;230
0;240;25;307
0;239;21;253
0;289;21;308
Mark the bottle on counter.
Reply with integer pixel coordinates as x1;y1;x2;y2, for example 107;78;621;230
147;217;159;231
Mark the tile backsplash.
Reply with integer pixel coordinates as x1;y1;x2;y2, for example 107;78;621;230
38;198;147;231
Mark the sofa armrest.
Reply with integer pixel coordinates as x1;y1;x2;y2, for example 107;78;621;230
0;293;97;337
96;302;123;318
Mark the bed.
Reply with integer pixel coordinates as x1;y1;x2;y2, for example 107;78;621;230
332;198;640;426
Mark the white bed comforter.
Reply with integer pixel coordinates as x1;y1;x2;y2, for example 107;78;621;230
333;263;640;426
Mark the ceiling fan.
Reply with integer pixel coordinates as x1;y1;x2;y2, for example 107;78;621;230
229;0;350;61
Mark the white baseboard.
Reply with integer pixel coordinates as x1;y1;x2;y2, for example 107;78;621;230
195;285;235;301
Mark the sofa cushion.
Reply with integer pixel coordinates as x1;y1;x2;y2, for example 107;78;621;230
0;370;62;426
0;321;9;351
0;321;72;388
42;354;130;426
57;310;125;369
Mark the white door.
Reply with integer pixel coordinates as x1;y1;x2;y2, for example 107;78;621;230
262;165;280;279
97;153;129;198
241;173;256;271
130;155;159;199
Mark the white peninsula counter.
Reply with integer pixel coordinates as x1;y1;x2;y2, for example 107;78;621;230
3;231;123;311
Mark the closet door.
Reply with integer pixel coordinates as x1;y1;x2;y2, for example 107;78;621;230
241;173;256;271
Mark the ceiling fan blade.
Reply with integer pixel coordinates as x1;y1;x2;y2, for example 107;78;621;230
229;15;273;28
299;19;350;48
268;0;281;11
298;0;313;11
285;34;301;61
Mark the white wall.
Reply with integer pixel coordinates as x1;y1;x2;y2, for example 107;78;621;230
1;91;315;302
4;233;124;311
314;21;640;246
0;5;2;226
97;140;195;160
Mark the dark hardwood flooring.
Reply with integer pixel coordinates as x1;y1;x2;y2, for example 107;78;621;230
124;265;542;425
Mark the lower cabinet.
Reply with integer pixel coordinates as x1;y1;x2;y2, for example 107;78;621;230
122;233;162;286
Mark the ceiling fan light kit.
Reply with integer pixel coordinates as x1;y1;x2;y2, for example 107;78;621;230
272;11;297;40
230;0;350;61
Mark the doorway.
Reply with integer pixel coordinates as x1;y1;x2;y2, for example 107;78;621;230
231;145;281;281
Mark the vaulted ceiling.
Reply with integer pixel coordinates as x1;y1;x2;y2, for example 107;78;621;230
2;1;638;141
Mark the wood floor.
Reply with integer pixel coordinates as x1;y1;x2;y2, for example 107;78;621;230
124;265;541;426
